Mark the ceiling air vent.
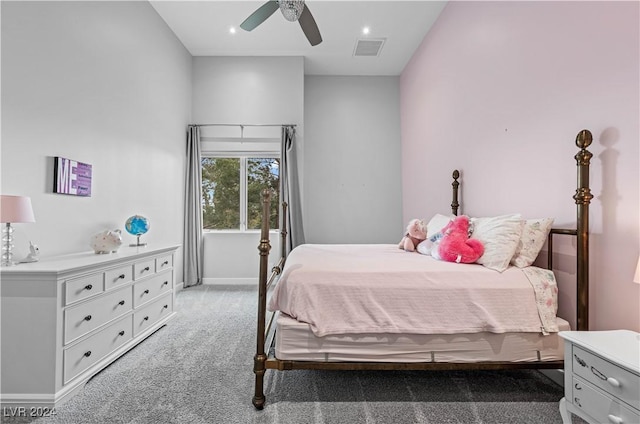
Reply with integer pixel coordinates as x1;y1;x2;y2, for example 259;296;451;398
353;38;386;57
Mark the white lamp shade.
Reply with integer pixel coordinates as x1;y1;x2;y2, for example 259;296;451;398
0;195;36;223
634;257;640;284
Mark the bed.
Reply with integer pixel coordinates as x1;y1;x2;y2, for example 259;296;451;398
252;129;593;409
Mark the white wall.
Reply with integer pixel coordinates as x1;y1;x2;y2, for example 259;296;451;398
191;57;304;281
1;2;192;281
304;76;402;244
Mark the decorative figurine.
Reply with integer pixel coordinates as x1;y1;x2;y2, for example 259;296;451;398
90;229;123;254
19;241;40;263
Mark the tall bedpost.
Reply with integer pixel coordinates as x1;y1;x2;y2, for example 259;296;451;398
253;189;272;409
280;202;288;266
451;170;460;216
574;130;593;331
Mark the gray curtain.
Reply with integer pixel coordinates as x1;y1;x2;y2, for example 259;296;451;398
280;125;305;253
183;125;203;287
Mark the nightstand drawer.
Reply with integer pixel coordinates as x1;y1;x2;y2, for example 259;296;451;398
63;315;133;384
133;292;172;337
65;273;104;305
572;376;640;424
573;345;640;410
104;265;133;290
64;286;132;344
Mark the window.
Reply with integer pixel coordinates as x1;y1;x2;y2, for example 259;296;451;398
202;156;279;231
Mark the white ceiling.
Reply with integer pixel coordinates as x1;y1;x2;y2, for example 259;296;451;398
149;1;447;75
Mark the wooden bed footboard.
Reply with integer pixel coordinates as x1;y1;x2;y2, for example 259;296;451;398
252;130;592;410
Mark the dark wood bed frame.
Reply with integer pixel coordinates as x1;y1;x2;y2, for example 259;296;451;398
252;129;593;409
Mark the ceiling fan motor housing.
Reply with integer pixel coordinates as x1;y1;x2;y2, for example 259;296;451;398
278;0;305;22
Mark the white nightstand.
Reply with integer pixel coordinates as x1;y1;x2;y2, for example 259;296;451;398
559;330;640;424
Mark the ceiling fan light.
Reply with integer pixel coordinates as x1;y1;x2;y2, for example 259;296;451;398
278;0;305;22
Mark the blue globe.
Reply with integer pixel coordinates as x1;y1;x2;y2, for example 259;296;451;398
125;215;150;236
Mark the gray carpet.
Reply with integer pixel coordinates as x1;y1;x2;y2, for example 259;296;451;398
3;285;579;424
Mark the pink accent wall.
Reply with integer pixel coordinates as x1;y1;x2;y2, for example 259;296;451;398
401;1;639;331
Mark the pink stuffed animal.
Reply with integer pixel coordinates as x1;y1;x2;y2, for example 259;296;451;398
437;215;484;263
398;219;427;252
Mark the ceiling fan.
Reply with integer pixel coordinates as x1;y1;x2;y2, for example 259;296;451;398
240;0;323;46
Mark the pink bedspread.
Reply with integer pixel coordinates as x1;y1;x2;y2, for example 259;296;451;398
268;244;557;337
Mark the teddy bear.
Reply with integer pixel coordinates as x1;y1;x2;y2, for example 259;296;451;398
437;215;484;263
398;218;427;252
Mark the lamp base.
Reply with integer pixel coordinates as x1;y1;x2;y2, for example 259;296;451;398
2;223;15;267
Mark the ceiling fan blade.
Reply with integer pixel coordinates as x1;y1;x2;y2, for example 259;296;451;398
298;4;322;46
240;1;279;31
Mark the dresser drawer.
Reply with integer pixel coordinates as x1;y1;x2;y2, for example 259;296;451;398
63;315;133;384
572;376;640;424
132;270;172;308
133;292;173;337
64;286;132;344
104;265;133;290
573;345;640;410
65;273;104;305
155;254;173;272
134;259;155;280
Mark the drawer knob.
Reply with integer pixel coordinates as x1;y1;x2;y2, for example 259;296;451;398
574;354;587;367
143;316;149;321
606;377;621;388
118;300;125;306
163;304;168;309
144;289;150;294
118;330;125;336
143;266;150;272
84;351;92;357
85;284;93;290
118;274;125;280
607;415;624;424
574;383;582;390
574;397;582;407
162;260;169;265
84;315;92;321
162;281;168;286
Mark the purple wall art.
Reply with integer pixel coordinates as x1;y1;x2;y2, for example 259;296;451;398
53;156;92;197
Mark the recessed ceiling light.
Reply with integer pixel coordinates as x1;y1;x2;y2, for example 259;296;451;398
229;27;237;34
362;27;370;35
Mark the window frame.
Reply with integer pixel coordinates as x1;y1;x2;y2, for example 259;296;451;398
201;153;280;233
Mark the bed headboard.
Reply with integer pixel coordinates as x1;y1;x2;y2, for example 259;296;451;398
448;130;591;331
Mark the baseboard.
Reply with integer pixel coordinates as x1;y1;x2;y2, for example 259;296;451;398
175;281;185;292
538;369;564;387
202;277;257;285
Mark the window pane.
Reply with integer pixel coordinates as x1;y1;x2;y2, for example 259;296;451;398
247;158;279;230
201;157;240;230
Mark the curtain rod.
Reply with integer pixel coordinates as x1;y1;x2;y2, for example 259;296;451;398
193;124;296;128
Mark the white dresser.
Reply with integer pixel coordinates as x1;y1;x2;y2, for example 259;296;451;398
559;330;640;424
0;245;180;408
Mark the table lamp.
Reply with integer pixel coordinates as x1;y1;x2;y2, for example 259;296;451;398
1;195;36;267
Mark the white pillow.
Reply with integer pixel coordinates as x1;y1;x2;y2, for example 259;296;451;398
426;213;453;238
511;218;554;268
470;214;524;272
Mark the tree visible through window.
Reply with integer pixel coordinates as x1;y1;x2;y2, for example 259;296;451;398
201;157;279;230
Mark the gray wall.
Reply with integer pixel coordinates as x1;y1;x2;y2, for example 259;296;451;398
304;76;403;244
1;1;192;281
191;57;304;282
